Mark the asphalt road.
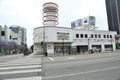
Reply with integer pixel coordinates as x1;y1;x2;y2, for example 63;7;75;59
0;54;42;80
42;54;120;80
0;54;23;63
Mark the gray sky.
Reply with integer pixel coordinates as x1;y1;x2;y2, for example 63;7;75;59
0;0;108;47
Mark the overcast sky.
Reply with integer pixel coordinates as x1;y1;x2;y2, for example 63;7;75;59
0;0;108;47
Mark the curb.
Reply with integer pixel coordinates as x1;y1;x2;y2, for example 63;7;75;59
43;53;120;63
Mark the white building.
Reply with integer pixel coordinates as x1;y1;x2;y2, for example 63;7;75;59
9;26;27;44
33;26;117;55
9;30;22;45
0;25;9;41
0;25;26;45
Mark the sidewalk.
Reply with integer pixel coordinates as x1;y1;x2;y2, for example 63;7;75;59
43;51;120;63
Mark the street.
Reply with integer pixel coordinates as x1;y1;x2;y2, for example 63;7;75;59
42;52;120;80
0;52;120;80
0;54;42;80
0;54;23;63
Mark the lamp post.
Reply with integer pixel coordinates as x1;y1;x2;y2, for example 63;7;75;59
62;38;64;55
88;37;90;53
110;37;113;52
43;26;47;56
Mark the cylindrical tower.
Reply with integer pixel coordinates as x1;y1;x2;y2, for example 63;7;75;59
43;2;58;26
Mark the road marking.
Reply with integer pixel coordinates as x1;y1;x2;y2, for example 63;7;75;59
0;69;42;75
0;65;41;70
5;76;42;80
68;57;75;59
0;63;41;67
48;57;54;61
43;66;120;79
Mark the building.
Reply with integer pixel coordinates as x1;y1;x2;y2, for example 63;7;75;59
0;25;9;41
33;2;117;56
9;26;27;44
116;35;120;49
0;25;27;54
42;2;58;26
71;16;97;30
33;26;117;55
105;0;120;34
0;25;10;54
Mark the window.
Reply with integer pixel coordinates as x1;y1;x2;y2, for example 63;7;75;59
107;35;109;38
104;35;106;38
13;38;18;40
91;34;93;38
1;31;5;36
76;34;79;38
85;34;88;38
110;35;112;38
80;34;83;38
95;34;97;38
98;35;101;38
9;35;12;39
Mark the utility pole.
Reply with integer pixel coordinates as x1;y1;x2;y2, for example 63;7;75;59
111;37;113;52
43;26;47;56
62;38;64;55
88;37;90;53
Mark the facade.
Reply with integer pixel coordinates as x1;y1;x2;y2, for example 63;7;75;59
43;2;58;26
71;16;97;30
116;35;120;49
9;26;27;44
33;26;117;55
0;25;27;54
0;25;9;41
105;0;120;34
0;25;10;54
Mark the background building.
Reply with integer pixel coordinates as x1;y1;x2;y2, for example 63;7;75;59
0;25;27;54
105;0;120;34
0;25;10;54
71;16;97;30
9;25;27;45
0;25;9;41
43;2;58;26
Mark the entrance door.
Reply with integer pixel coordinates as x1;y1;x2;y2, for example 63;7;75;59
77;45;88;53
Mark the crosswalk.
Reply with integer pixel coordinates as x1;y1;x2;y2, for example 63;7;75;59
0;55;42;80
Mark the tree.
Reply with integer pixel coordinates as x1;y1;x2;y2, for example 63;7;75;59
0;41;16;55
12;42;21;54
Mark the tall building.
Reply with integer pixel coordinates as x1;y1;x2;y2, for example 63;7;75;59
0;25;12;54
43;2;58;26
0;25;9;41
105;0;120;34
9;26;27;44
71;16;97;30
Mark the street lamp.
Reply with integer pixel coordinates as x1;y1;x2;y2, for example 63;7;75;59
110;37;113;52
88;37;90;53
43;26;47;56
62;38;64;55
